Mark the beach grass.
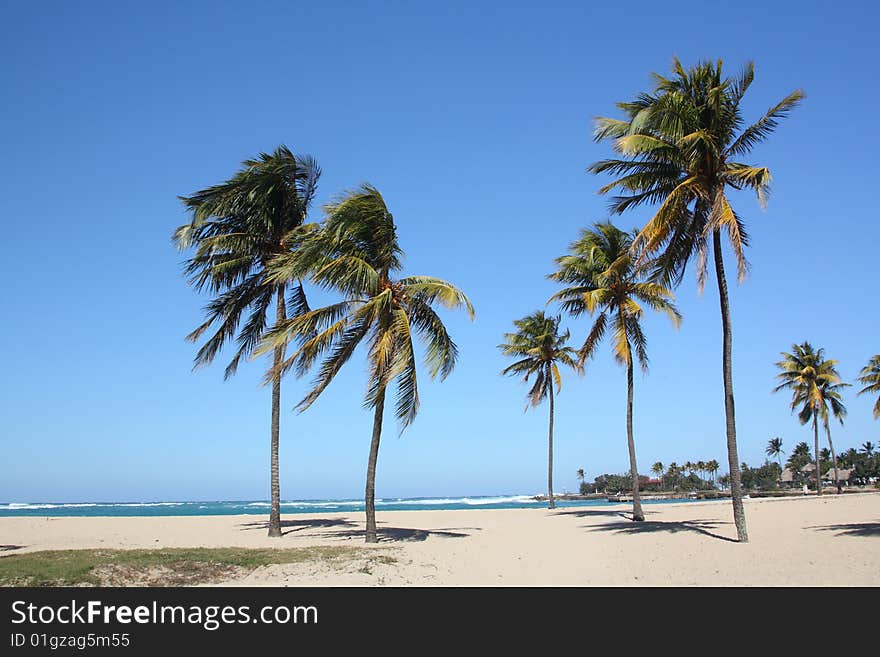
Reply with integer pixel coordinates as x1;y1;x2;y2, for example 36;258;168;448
0;546;394;587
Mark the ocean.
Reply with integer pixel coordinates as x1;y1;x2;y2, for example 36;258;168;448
0;495;712;517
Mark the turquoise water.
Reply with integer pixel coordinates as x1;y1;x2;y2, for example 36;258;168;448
0;495;714;517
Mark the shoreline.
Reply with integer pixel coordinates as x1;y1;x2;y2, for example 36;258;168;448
2;494;878;586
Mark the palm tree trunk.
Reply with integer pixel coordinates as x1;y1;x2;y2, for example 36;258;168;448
547;375;555;510
813;415;822;495
626;357;644;521
826;426;840;494
712;230;748;542
365;385;386;543
268;285;287;538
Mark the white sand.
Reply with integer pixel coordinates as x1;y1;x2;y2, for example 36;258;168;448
1;493;878;586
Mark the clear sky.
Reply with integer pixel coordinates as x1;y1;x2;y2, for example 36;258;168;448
1;1;877;503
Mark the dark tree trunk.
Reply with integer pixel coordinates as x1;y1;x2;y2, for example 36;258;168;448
813;415;822;495
626;357;644;521
365;386;386;543
547;373;555;510
712;231;748;542
826;425;841;494
268;285;287;538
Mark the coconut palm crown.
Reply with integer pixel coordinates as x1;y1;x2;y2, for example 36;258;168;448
857;355;880;419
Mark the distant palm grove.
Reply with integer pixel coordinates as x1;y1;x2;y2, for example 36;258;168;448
175;58;878;544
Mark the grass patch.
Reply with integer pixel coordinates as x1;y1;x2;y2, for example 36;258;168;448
0;546;394;587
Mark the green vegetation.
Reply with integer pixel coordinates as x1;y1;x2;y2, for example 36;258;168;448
499;312;581;509
857;356;880;418
0;547;389;587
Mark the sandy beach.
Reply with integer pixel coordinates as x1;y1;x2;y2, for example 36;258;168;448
2;494;878;586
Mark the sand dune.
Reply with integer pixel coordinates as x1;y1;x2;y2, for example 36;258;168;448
1;493;878;586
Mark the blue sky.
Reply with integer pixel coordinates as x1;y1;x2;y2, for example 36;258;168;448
1;1;877;502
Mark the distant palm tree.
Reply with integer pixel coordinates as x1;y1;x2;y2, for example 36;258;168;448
862;442;875;457
774;343;846;496
590;59;803;543
652;462;664;488
577;468;586;485
260;185;474;543
765;437;784;467
857;356;880;419
707;459;720;487
549;222;681;521
499;312;580;509
697;460;707;486
174;146;320;537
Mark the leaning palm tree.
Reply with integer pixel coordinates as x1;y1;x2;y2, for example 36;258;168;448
499;312;581;509
174;146;320;537
857;355;880;419
773;342;846;496
549;222;681;521
590;59;803;542
765;437;784;467
258;185;474;543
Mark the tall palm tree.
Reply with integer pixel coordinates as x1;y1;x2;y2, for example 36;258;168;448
857;355;880;419
590;59;803;542
499;312;581;509
819;380;848;494
549;222;681;521
174;146;320;537
773;342;846;496
861;442;875;457
766;437;784;467
259;185;474;543
577;468;586;486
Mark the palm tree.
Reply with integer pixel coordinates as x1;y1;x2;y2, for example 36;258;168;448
857;355;880;418
499;312;581;509
549;222;681;521
577;468;586;485
707;459;720;487
651;462;664;489
259;185;474;543
861;442;875;457
766;437;784;467
590;59;803;542
774;342;846;496
819;380;848;494
174;146;320;537
696;460;706;486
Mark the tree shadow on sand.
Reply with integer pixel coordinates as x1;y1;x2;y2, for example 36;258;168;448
238;518;358;536
0;545;24;552
584;517;738;543
237;518;476;542
808;522;880;538
551;508;639;519
312;526;477;543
